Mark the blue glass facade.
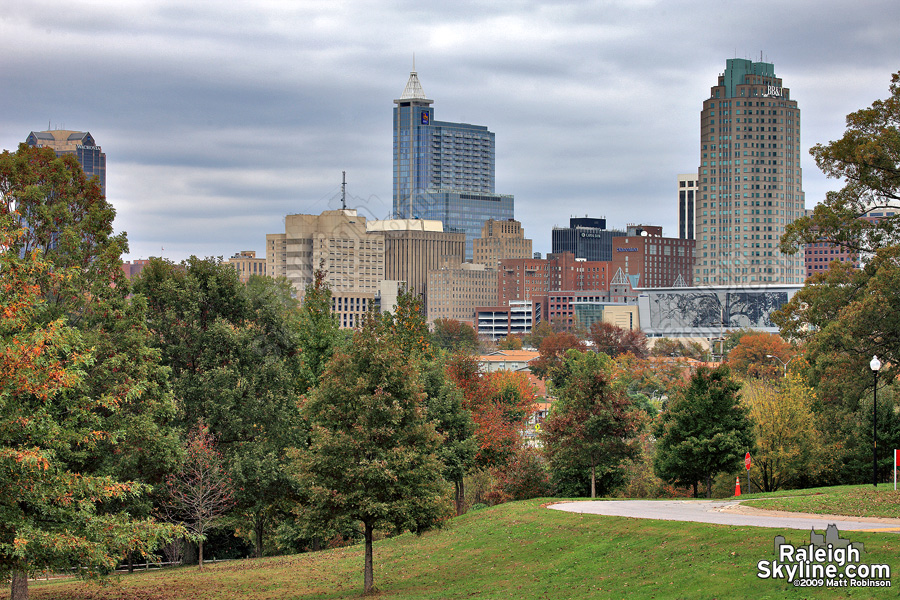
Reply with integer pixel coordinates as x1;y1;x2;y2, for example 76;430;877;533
26;130;106;196
417;190;513;258
393;72;513;258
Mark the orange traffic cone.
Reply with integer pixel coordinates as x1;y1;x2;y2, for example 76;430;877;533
735;476;741;497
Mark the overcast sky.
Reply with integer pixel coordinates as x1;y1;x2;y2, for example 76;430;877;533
2;1;897;262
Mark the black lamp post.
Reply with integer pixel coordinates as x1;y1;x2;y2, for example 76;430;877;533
870;355;882;488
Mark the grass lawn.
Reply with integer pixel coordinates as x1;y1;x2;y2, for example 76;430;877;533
738;484;900;519
28;494;900;600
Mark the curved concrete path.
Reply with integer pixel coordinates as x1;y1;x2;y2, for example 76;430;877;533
549;499;900;532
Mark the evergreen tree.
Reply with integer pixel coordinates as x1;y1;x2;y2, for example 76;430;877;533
654;366;754;497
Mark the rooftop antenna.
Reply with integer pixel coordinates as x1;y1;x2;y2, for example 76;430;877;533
341;171;347;210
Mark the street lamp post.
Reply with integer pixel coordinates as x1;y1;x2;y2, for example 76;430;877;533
870;355;882;488
766;354;796;377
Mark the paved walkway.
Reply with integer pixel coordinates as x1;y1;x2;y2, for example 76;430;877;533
549;499;900;532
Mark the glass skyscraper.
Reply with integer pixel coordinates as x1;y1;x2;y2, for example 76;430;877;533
25;130;106;197
393;71;513;258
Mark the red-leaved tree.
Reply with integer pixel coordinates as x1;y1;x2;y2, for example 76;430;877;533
162;423;235;570
447;354;536;469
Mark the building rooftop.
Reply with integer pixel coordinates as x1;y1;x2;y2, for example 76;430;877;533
367;218;444;233
399;70;429;101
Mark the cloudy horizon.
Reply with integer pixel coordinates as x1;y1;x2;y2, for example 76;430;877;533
2;1;897;263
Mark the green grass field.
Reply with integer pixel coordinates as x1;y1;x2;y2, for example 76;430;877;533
28;488;900;599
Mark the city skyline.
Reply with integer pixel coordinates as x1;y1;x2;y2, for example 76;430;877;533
1;1;897;262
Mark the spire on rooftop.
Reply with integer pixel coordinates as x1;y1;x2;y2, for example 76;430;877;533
400;71;427;100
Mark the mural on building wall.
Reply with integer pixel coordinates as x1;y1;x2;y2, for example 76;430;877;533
646;290;789;332
727;292;788;328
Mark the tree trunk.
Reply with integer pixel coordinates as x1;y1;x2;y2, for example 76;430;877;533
364;521;375;595
590;461;596;499
705;475;712;498
454;479;466;516
254;512;265;558
198;539;204;571
128;554;134;573
11;569;28;600
692;481;698;498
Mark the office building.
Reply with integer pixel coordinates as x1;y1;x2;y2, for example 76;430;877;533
393;70;514;258
226;250;267;283
366;218;465;301
695;58;804;285
266;208;384;297
498;252;611;306
802;207;898;278
609;225;695;299
677;174;698;240
551;217;626;262
472;218;532;267
121;259;151;280
426;261;498;324
25;130;106;196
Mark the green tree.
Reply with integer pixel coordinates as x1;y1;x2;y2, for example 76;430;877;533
0;144;127;325
1;140;181;523
134;258;305;557
297;315;449;595
420;357;477;516
542;351;644;498
780;71;900;258
432;318;479;354
296;265;343;392
0;220;178;600
380;286;433;360
523;319;553;349
528;331;587;384
654;366;754;497
772;72;900;482
0;144;182;591
496;334;524;351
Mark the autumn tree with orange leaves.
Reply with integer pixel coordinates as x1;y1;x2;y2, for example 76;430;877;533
725;332;796;380
0;218;179;600
447;354;536;469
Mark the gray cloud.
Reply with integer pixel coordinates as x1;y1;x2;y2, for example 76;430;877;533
2;0;897;261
